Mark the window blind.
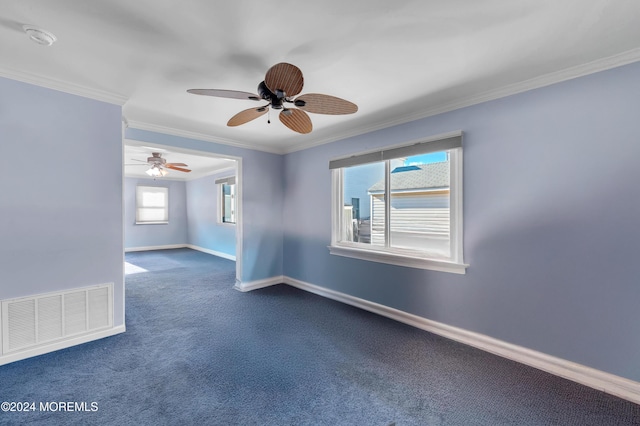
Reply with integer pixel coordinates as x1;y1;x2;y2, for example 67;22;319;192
215;176;236;185
329;134;462;170
136;186;168;224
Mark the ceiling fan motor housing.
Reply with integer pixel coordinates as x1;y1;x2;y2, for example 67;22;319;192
147;156;166;165
258;81;284;109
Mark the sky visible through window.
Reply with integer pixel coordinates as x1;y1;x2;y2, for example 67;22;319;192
404;151;447;165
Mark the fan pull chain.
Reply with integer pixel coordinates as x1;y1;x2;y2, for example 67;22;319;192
267;108;271;124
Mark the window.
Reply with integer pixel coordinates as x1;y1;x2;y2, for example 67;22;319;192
136;186;168;224
216;176;236;225
329;132;467;274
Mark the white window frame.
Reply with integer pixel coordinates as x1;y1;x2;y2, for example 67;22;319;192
136;185;169;225
328;131;468;274
215;176;236;226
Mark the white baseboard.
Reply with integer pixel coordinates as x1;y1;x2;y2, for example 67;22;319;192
234;275;284;292
282;276;640;405
125;244;186;252
186;244;236;261
0;325;126;366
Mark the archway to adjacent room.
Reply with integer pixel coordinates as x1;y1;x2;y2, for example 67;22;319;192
122;138;242;285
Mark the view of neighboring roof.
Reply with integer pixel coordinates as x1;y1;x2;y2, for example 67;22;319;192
368;161;450;193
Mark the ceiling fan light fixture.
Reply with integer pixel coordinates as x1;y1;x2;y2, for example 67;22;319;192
22;25;57;46
145;165;168;177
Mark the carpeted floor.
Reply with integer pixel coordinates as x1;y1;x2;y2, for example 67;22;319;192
1;248;639;425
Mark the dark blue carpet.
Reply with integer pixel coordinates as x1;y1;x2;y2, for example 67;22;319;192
1;248;639;425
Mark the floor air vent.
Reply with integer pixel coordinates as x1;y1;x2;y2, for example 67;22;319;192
1;284;112;354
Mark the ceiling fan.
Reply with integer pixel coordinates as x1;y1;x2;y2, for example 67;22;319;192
187;62;358;134
129;152;191;177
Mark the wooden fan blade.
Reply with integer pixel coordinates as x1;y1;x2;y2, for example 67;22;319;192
265;63;304;97
166;163;188;167
295;93;358;115
131;158;148;163
279;109;312;134
227;106;269;127
187;89;261;101
166;165;191;173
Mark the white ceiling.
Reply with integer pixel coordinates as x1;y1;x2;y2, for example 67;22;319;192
124;142;236;181
2;1;639;154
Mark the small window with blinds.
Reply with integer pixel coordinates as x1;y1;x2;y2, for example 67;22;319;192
136;186;169;224
329;132;467;274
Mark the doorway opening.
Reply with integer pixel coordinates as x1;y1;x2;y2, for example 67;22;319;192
123;139;242;284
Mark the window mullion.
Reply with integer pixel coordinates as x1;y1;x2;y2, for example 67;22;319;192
384;160;391;248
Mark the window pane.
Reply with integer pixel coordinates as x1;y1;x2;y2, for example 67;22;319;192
389;152;450;257
136;186;168;223
343;162;385;246
138;207;167;222
222;183;235;223
141;191;166;208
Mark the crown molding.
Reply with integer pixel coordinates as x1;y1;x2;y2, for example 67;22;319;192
12;45;632;156
282;48;640;154
126;120;285;155
130;47;640;157
0;66;128;106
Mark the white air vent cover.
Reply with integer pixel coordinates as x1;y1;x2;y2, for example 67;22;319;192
1;284;113;354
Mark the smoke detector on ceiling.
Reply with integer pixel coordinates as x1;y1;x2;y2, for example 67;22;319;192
22;25;57;46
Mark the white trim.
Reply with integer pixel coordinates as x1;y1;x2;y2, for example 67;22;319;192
0;66;128;106
0;325;126;367
121;120;127;331
233;276;284;292
135;221;168;225
125;50;640;156
235;158;243;284
125;244;187;252
449;148;464;265
186;245;236;261
4;48;637;155
188;166;236;182
282;276;640;405
330;137;466;274
282;48;640;154
328;245;468;274
330;169;342;247
127;120;283;154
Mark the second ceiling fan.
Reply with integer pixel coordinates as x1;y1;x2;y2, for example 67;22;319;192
187;63;358;134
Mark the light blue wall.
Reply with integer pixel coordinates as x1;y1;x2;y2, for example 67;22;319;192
186;170;236;257
124;128;283;283
0;77;124;326
4;59;639;383
124;177;188;249
282;61;640;382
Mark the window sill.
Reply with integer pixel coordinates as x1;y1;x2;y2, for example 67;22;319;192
328;244;468;274
135;221;168;225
